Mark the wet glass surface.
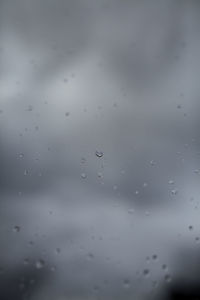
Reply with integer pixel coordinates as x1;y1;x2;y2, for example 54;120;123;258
0;1;200;299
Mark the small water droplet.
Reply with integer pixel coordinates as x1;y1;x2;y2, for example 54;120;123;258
35;259;45;269
162;264;167;270
97;172;103;178
24;170;28;176
168;180;174;185
65;112;70;117
95;151;103;158
171;189;178;195
189;225;193;231
23;258;30;265
81;157;86;164
164;274;171;283
50;266;56;272
123;278;130;288
55;248;61;254
19;153;24;159
81;173;87;179
128;208;134;214
152;254;158;260
87;253;94;260
143;269;150;277
13;225;21;233
113;185;118;191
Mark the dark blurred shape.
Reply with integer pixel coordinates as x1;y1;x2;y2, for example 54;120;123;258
0;266;47;300
166;281;200;300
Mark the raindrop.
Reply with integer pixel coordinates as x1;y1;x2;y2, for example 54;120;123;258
65;112;70;117
123;278;130;288
24;170;28;176
164;274;171;283
150;160;156;166
13;225;21;233
128;208;134;214
81;157;86;164
87;253;94;260
97;172;103;178
35;259;45;269
143;269;150;277
171;189;178;195
26;105;33;112
152;254;158;260
95;151;103;158
113;185;118;191
55;248;61;254
23;258;30;265
168;180;174;185
189;225;193;231
50;266;56;272
81;173;87;179
19;153;24;159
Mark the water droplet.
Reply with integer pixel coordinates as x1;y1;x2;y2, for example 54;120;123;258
50;266;56;272
81;173;87;179
171;189;178;195
194;169;200;174
55;248;61;254
26;105;33;112
65;112;70;117
28;241;34;246
81;157;86;164
13;225;20;233
128;208;134;214
123;278;130;288
19;153;24;159
168;180;174;185
87;253;94;260
150;160;156;166
97;172;103;178
23;258;30;265
152;254;158;260
24;170;28;176
189;225;193;231
35;259;45;269
164;274;171;283
143;269;150;277
95;151;103;158
162;264;167;270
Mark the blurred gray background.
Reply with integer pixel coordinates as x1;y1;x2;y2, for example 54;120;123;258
0;0;200;299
